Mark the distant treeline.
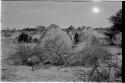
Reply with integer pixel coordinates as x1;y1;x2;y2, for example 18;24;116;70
2;25;109;32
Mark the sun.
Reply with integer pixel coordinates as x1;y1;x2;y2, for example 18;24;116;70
92;7;100;14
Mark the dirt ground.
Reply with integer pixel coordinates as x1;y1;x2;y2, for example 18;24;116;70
2;64;92;82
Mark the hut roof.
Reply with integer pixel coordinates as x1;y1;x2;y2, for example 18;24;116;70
39;24;73;47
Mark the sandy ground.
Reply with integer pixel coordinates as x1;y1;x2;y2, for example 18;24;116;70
2;64;91;81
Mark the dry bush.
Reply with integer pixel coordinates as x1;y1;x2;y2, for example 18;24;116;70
76;54;122;82
87;60;122;82
87;66;110;82
41;36;70;66
21;36;71;69
6;36;70;67
6;44;35;65
80;45;112;66
66;44;112;66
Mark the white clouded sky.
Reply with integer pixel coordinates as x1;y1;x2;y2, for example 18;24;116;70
2;1;122;29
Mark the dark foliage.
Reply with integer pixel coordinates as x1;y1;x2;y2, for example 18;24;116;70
103;9;122;45
109;9;122;32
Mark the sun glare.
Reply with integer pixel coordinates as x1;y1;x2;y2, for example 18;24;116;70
92;7;100;14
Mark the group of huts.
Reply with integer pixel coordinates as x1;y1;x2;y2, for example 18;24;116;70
10;24;106;46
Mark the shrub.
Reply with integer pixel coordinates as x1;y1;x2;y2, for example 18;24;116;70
7;44;34;65
7;36;70;67
88;61;122;82
88;67;110;82
66;44;112;66
41;36;70;66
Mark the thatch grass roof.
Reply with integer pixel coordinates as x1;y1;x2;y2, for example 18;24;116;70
39;24;73;48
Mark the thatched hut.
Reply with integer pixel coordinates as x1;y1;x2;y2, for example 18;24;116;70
39;24;73;48
18;32;33;43
77;28;100;45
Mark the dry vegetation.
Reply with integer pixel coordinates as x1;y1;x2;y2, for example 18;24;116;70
1;25;122;82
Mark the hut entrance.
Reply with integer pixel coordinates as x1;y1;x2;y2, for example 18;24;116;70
18;32;32;43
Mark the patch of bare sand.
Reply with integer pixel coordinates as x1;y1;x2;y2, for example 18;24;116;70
2;65;87;81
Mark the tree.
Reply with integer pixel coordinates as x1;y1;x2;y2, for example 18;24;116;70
109;9;122;32
105;9;122;45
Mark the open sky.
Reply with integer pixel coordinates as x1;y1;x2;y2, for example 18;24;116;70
2;1;122;29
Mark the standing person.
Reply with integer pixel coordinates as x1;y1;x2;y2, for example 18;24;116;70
74;32;79;44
